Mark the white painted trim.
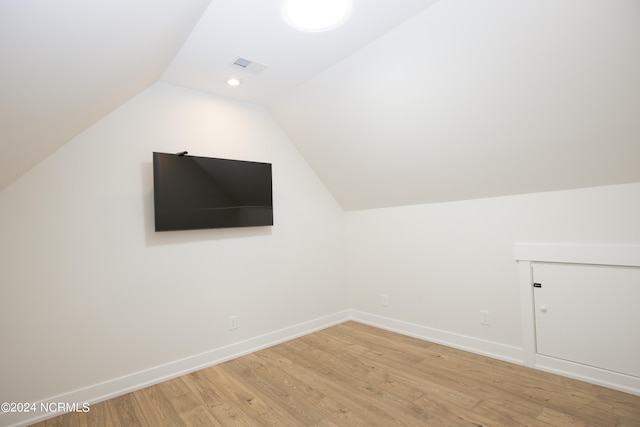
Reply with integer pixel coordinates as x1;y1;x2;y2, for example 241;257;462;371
351;309;640;396
517;260;536;367
6;304;637;427
514;242;640;267
349;309;524;365
535;354;640;396
514;242;640;396
1;310;351;427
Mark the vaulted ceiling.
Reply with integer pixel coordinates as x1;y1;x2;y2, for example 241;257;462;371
2;0;639;210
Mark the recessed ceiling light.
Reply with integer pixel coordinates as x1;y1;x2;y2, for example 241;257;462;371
283;0;352;32
226;78;242;86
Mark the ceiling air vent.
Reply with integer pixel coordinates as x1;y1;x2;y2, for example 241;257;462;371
231;57;269;75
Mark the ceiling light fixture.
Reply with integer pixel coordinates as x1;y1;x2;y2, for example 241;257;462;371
283;0;352;32
226;77;242;86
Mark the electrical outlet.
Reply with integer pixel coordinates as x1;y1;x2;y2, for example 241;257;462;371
381;294;389;306
480;310;490;325
229;315;238;330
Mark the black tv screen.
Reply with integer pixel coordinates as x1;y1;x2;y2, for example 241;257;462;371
153;152;273;231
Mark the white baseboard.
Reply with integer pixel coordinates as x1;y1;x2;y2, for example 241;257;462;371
6;309;636;426
534;354;640;396
348;309;524;365
1;310;350;427
350;310;640;396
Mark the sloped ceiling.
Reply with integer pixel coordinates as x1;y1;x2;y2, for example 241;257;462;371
269;0;640;209
2;0;639;211
0;0;211;190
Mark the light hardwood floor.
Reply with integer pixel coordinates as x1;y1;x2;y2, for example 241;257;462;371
31;321;640;426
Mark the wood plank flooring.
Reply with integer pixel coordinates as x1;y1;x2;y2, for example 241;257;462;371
31;321;640;426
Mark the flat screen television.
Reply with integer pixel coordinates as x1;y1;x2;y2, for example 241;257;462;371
153;152;273;231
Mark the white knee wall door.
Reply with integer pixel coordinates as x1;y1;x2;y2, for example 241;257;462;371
515;243;640;395
532;262;640;378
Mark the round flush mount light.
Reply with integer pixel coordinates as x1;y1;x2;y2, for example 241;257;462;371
226;77;242;86
283;0;352;32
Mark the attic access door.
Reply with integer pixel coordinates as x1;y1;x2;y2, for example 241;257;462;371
532;262;640;378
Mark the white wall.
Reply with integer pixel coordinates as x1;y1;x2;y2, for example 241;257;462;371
0;82;347;407
1;79;638;423
346;183;640;357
